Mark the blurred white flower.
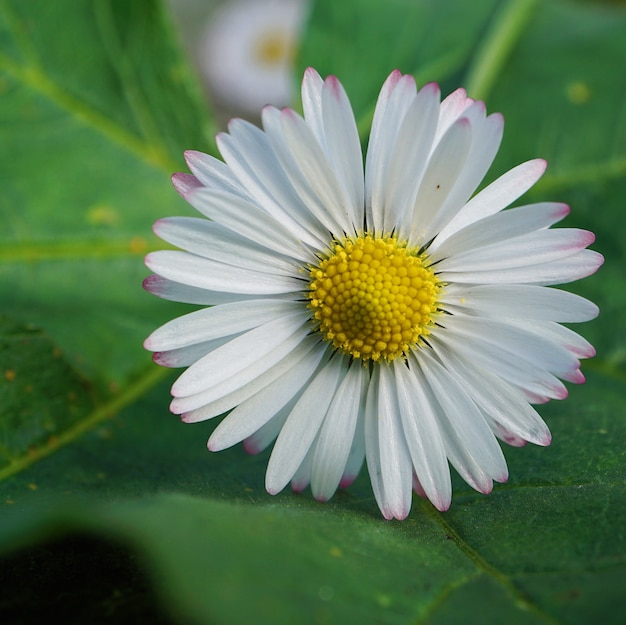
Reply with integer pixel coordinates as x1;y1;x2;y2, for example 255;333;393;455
199;0;307;115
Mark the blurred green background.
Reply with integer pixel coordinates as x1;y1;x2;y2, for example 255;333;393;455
0;0;624;623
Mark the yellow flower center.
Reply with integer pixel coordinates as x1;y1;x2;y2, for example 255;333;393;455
308;234;441;362
254;30;293;66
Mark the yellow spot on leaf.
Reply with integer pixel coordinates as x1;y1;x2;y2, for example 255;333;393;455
376;594;392;607
4;369;15;382
318;585;334;601
86;204;120;226
129;236;148;254
566;81;591;105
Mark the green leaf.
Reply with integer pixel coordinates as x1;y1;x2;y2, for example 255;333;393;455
0;0;213;389
0;316;95;469
1;373;624;624
1;0;625;623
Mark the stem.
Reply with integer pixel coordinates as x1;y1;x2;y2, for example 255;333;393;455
465;0;538;101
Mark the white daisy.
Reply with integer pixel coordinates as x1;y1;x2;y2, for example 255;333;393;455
144;69;603;520
198;0;307;115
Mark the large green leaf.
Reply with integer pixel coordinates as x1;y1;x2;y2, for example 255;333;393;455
1;372;624;624
0;0;213;389
0;0;624;623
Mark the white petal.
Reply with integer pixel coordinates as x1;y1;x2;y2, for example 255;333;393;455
208;343;328;451
441;284;600;323
291;443;315;492
364;366;387;517
433;87;473;147
143;274;257;306
217;120;327;247
187;187;311;261
177;336;325;419
184;150;252;199
172;311;309;396
383;83;440;236
265;355;346;494
430;344;551;446
419;350;508;491
443;315;582;382
430;202;570;259
394;358;451;511
412;472;428;499
244;405;291;454
153;336;233;368
145;250;302;295
377;364;413;520
153;217;303;275
437;228;596;273
145;299;301;352
311;362;365;501
171;173;203;199
489;424;529;448
301;67;325;150
408;116;472;245
441;248;604;286
434;159;547;244
262;106;352;237
365;71;417;232
321;76;365;228
434;325;568;402
510;319;596;359
424;107;504;242
340;402;366;488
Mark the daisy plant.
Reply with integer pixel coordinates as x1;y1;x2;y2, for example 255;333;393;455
144;69;602;520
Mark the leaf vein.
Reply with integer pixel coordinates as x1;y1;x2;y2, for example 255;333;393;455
412;571;482;624
0;52;178;174
464;0;539;101
0;238;163;262
418;498;564;625
0;365;168;484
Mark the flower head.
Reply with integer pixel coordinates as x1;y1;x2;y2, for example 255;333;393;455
199;0;307;114
144;69;603;520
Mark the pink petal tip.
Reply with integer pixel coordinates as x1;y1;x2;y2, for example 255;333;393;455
339;475;357;489
171;172;202;198
243;439;261;455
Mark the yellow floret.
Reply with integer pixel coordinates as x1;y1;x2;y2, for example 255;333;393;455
307;234;441;362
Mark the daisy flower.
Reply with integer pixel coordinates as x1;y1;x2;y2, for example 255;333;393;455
144;69;603;520
198;0;307;115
